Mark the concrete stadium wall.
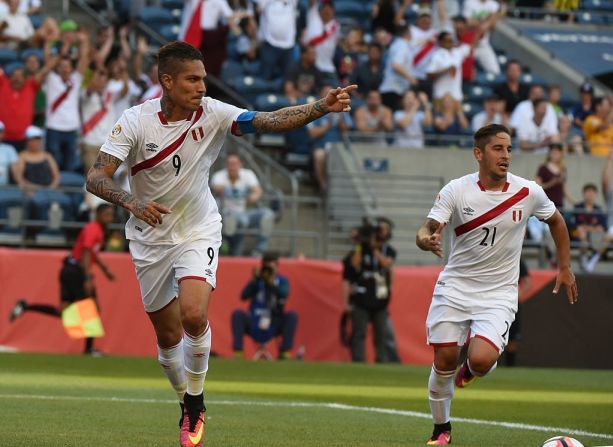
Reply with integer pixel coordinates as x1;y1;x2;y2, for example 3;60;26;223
351;146;609;206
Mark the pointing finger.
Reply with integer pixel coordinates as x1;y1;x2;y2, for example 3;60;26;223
341;84;358;94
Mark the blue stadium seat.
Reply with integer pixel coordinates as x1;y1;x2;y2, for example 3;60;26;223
220;60;245;80
255;94;292;112
162;0;184;10
577;11;609;24
0;48;18;67
20;48;44;62
158;24;180;41
521;72;547;86
463;102;483;120
582;0;613;11
475;71;505;87
29;14;44;29
137;6;177;28
229;76;275;103
466;84;493;102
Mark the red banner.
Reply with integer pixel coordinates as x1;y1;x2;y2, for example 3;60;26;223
0;248;556;363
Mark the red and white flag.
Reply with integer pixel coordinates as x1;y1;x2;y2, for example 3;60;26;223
179;0;203;48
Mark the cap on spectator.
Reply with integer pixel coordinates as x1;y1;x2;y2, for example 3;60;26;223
0;121;5;131
417;7;432;16
580;82;594;94
3;62;25;76
59;19;79;33
25;126;44;140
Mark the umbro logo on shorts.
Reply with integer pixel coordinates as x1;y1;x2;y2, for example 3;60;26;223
204;269;213;277
146;143;159;152
462;207;475;216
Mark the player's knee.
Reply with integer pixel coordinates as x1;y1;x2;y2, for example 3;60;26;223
182;308;208;335
468;355;497;376
156;328;183;348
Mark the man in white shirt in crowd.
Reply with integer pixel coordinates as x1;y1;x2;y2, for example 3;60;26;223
517;98;560;154
0;120;23;220
0;0;34;48
509;84;558;138
463;0;501;75
427;31;472;104
471;94;505;132
379;24;417;111
211;154;275;257
80;66;129;174
410;6;444;89
256;0;298;81
45;30;89;172
304;0;340;82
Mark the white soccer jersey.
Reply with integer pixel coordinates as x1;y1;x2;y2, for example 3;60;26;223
100;97;247;244
427;172;556;308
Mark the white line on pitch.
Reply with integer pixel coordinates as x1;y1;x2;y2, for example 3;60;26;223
0;393;611;440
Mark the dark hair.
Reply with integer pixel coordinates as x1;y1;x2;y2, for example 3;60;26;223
368;42;382;52
594;96;610;109
532;98;547;109
474;124;511;150
438;31;452;42
451;15;467;23
583;183;598;193
262;251;279;264
96;203;114;214
505;59;521;69
157;41;204;79
395;24;410;36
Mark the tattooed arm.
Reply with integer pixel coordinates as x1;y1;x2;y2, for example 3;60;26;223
252;85;358;133
416;218;446;258
86;152;170;227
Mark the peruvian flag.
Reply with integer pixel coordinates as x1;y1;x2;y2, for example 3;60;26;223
179;0;203;48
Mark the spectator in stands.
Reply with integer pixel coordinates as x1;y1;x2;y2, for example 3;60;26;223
256;0;297;80
284;44;324;101
231;252;297;359
10;125;72;221
80;67;128;174
355;90;394;143
451;15;477;84
471;94;505;132
548;84;563;117
198;0;241;77
558;114;584;155
211;154;275;257
304;0;340;83
0;0;33;48
379;24;416;111
571;82;595;132
409;6;442;92
601;148;613;261
583;96;613;157
0;46;55;151
462;0;501;75
0;120;23;220
51;19;81;63
307;85;352;192
45;31;89;172
493;60;529;116
334;26;366;87
236;16;259;63
393;89;433;149
371;0;413;35
517;98;560;154
107;54;142;123
17;0;41;15
510;84;558;139
372;26;393;52
351;43;384;99
433;92;469;145
570;183;612;272
342;217;399;363
427;31;473;105
133;36;162;103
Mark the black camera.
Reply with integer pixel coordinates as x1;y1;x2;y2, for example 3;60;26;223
260;265;274;277
356;217;378;246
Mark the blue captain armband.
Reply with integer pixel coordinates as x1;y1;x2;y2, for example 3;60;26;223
231;111;257;136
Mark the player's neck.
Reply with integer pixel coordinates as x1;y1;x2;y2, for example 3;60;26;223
160;96;191;122
478;172;507;191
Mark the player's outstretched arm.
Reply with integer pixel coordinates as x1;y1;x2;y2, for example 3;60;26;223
416;218;445;258
545;210;578;304
86;152;171;227
252;85;357;133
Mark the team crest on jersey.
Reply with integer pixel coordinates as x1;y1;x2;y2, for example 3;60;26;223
191;126;205;142
512;208;523;222
111;123;121;137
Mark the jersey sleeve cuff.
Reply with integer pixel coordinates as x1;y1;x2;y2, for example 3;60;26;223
100;146;127;162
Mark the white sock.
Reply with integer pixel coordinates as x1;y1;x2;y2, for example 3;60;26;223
468;359;497;377
157;340;187;402
183;322;211;396
428;366;455;424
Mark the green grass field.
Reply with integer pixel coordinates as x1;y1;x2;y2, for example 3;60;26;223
0;354;612;447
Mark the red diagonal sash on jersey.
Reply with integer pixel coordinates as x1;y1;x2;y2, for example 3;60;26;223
82;91;113;137
308;21;338;47
131;106;204;176
413;41;436;66
454;187;529;237
50;80;74;113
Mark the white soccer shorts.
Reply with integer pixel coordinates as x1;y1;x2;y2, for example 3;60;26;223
426;294;516;353
129;237;221;313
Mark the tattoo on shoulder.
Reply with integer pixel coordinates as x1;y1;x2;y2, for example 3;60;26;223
92;152;122;170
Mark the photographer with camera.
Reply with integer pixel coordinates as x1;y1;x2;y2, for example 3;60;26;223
231;252;298;359
342;217;400;363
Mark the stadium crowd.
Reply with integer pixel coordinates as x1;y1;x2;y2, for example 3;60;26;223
0;0;612;264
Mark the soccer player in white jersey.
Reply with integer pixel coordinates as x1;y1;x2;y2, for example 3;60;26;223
85;41;356;447
415;124;578;445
